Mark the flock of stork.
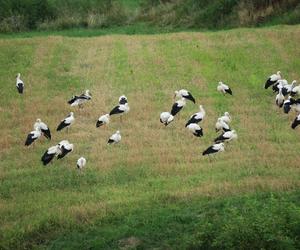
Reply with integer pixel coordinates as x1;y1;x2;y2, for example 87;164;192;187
264;71;300;129
16;70;296;170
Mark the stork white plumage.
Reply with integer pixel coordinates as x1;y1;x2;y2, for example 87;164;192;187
171;98;186;116
265;71;281;89
56;112;75;131
202;143;225;156
185;105;205;127
291;114;300;129
214;130;237;143
57;140;74;159
77;157;86;170
290;81;299;96
215;118;230;132
160;112;174;126
16;73;24;94
174;89;196;103
219;112;231;124
41;145;60;166
34;119;51;139
275;87;284;108
273;79;288;93
217;82;232;95
68;89;92;108
282;80;296;96
109;103;130;120
25;127;42;146
96;114;110;127
186;123;203;137
107;130;121;144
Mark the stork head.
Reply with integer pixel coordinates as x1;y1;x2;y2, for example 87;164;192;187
116;130;120;134
292;80;297;85
16;73;21;78
277;71;281;77
36;118;41;123
218;81;223;85
70;112;74;116
85;89;91;96
224;112;230;116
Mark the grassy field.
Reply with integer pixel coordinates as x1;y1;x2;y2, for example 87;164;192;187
0;25;300;249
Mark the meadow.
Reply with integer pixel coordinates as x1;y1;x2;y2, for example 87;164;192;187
0;25;300;249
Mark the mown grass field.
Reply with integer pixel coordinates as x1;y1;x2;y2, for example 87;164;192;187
1;25;300;249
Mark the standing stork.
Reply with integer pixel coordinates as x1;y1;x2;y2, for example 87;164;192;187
107;130;121;144
109;103;130;122
275;87;284;108
186;123;203;137
215;118;230;132
96;114;110;127
174;89;196;103
41;145;60;166
202;143;225;156
160;112;174;126
77;157;86;170
214;130;237;143
219;112;231;124
25;127;41;146
68;90;92;108
265;71;281;89
217;82;232;95
57;140;74;159
171;98;186;116
56;112;75;132
34;119;51;139
185;105;206;127
16;73;24;94
291;114;300;129
291;81;300;96
282;80;296;96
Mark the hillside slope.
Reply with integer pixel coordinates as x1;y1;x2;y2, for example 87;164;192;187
0;26;300;249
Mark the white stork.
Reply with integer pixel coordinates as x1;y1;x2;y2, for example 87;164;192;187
215;118;230;132
174;89;196;103
217;82;232;95
264;71;281;89
160;112;174;126
219;112;231;124
291;114;300;129
186;123;203;137
57;140;74;159
282;80;296;96
171;98;186;116
109;103;130;119
16;73;24;94
185;105;206;127
275;87;284;108
34;119;51;139
68;90;92;108
41;145;60;166
290;81;299;96
214;130;237;143
25;127;41;146
77;157;86;170
273;79;288;93
96;114;110;127
56;112;75;131
107;130;121;144
202;143;225;156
